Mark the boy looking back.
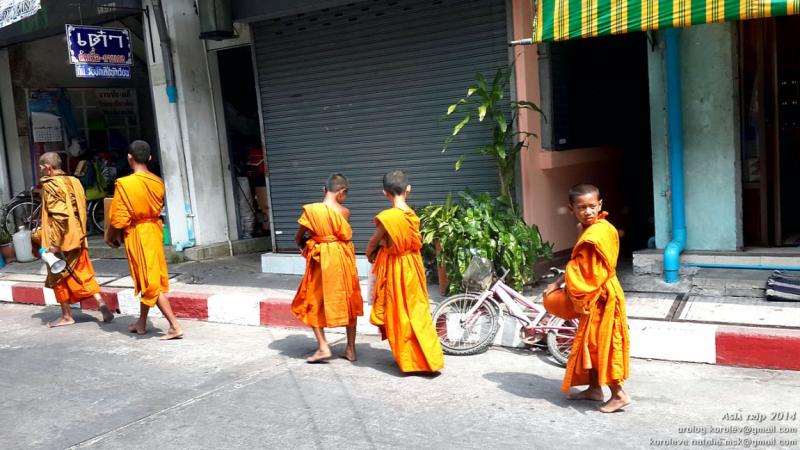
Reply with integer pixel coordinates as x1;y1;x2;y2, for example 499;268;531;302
545;184;631;412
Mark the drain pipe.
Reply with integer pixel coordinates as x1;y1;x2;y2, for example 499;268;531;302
152;0;196;252
663;28;686;283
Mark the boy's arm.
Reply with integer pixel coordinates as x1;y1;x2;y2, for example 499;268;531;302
366;224;387;264
295;225;309;249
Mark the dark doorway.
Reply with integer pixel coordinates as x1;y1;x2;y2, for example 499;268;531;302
740;16;800;247
217;45;269;239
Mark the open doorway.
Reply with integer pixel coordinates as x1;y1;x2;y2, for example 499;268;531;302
216;46;270;239
740;16;800;247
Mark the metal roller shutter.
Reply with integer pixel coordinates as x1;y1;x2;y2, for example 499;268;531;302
252;0;508;252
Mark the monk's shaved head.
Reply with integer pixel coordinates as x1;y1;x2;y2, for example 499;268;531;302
569;184;601;204
326;173;348;193
39;152;62;169
383;170;409;196
128;140;151;164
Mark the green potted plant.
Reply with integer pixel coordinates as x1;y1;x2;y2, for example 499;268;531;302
0;227;15;263
419;193;460;294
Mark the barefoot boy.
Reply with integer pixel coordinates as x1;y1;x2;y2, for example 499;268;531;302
107;141;183;340
366;170;443;373
34;152;114;327
292;174;363;363
545;184;630;412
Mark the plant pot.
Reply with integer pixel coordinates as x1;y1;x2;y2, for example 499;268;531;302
434;240;449;296
0;243;16;263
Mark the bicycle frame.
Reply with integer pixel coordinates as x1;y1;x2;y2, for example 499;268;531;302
463;278;574;333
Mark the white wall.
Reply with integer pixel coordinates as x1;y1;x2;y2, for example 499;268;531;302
143;0;231;248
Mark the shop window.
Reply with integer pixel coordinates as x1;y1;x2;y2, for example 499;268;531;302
538;33;649;151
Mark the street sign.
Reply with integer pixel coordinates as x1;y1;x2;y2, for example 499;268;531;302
0;0;41;29
66;24;132;66
74;64;131;79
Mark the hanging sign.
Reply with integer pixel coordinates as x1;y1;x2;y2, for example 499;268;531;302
0;0;40;30
66;24;132;78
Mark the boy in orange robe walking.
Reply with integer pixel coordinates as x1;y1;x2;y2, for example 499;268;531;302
293;174;363;363
107;141;183;340
366;170;444;373
545;184;631;412
34;152;114;327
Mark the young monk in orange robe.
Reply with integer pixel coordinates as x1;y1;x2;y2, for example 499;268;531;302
366;170;444;373
293;174;363;363
545;184;631;413
107;140;183;340
33;152;114;327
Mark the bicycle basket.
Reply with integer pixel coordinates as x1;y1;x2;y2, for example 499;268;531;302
461;256;494;291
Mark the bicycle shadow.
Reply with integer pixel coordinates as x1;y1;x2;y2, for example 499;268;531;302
483;371;601;413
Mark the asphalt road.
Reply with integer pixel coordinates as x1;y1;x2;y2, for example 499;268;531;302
1;303;799;450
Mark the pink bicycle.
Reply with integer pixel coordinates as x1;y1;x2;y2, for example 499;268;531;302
432;256;578;366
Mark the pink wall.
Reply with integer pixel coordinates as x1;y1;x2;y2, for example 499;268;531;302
511;0;624;253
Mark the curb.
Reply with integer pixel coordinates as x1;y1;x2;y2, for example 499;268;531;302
1;281;798;371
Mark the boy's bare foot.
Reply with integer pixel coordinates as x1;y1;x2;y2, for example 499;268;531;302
339;349;357;362
48;317;75;328
598;391;631;413
568;387;605;401
128;322;146;335
99;304;114;323
307;349;332;363
160;327;184;340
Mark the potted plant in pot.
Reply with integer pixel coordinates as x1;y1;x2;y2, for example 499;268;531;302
0;227;15;263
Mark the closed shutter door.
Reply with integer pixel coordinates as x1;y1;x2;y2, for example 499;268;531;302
252;0;507;252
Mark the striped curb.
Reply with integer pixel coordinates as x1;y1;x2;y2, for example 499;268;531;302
1;280;798;371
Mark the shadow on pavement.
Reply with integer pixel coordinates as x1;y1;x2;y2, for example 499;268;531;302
483;371;600;413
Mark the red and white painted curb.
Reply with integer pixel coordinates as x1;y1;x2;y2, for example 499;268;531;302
1;280;798;371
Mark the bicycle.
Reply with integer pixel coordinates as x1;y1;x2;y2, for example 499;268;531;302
431;256;579;367
2;188;41;234
2;188;105;235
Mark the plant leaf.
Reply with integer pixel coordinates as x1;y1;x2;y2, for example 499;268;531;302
478;104;487;122
455;154;465;171
467;87;477;97
495;113;507;133
452;114;471;136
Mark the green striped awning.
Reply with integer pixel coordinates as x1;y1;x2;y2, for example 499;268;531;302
534;0;800;42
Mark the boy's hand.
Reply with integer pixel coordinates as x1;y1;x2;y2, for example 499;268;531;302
543;282;558;296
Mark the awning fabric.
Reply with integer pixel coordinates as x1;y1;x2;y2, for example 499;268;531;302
534;0;800;42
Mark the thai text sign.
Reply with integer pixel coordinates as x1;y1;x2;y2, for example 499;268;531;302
75;64;131;79
66;24;132;66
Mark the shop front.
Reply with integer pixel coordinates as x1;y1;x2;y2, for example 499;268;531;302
0;1;160;238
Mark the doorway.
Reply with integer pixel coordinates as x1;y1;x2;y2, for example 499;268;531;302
740;16;800;247
216;46;269;239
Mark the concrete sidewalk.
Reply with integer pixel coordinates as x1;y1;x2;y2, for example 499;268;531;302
1;254;798;371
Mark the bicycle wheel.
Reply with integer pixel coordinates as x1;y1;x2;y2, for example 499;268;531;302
4;201;40;233
90;200;105;235
546;316;579;367
432;293;500;356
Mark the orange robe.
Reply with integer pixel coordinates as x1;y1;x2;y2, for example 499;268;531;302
292;203;363;327
562;212;630;393
35;175;100;304
108;172;169;307
369;208;444;373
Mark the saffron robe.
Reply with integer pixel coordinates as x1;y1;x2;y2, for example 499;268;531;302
369;208;444;373
292;203;363;328
35;175;100;303
108;172;169;307
562;212;630;393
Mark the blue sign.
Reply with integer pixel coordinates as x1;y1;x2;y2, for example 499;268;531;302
75;64;131;79
66;24;132;66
